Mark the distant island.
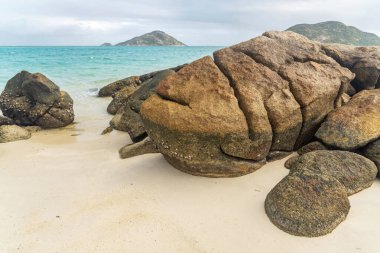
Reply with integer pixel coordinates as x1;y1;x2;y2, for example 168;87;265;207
286;21;380;46
101;31;186;46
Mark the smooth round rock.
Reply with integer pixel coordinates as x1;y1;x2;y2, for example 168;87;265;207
290;150;377;195
265;170;350;237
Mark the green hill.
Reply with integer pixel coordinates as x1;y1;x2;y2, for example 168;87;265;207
115;31;186;46
286;21;380;46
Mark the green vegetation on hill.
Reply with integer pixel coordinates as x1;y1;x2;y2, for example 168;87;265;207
286;21;380;46
115;31;186;46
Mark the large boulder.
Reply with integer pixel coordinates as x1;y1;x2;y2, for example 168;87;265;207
289;150;377;195
265;169;350;237
140;31;354;177
0;71;74;128
141;56;266;177
0;125;31;143
322;44;380;91
316;89;380;150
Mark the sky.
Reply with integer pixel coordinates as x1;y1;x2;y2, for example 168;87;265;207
0;0;378;46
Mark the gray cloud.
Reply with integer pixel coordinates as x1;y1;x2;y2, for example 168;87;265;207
0;0;378;45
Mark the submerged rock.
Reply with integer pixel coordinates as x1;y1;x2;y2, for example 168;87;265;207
265;169;350;237
316;89;380;150
289;150;377;195
0;125;31;143
0;71;74;128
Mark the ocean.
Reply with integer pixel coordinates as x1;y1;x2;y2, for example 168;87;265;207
0;46;222;98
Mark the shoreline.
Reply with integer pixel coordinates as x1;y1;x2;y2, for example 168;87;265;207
1;95;380;252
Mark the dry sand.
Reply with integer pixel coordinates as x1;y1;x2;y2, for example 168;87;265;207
0;96;379;253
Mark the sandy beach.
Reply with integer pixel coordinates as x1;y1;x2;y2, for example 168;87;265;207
0;96;378;253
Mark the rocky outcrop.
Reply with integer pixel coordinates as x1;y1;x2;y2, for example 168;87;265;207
289;150;377;195
316;89;380;150
322;44;380;91
0;71;74;128
265;169;350;237
140;31;354;177
0;125;31;143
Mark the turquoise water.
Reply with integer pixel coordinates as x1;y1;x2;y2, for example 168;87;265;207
0;46;222;97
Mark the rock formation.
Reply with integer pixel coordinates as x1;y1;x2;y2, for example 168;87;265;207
104;31;379;237
140;31;355;177
316;89;380;150
0;71;74;128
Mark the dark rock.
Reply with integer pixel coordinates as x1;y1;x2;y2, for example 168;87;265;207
111;69;174;142
0;71;74;129
0;125;31;143
297;141;327;155
289;150;377;195
284;155;299;169
265;169;350;237
267;151;292;162
119;137;159;159
101;126;113;135
316;89;380;150
98;76;140;97
322;44;380;91
107;86;138;115
361;139;380;177
0;115;14;126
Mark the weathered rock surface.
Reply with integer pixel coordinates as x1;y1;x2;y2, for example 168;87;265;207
111;69;175;142
322;44;380;91
289;150;377;195
98;76;141;97
0;71;74;128
230;31;354;148
316;89;380;150
141;56;266;177
139;31;355;177
284;155;299;169
0;125;31;143
265;169;350;237
119;137;158;159
297;141;327;155
361;139;380;176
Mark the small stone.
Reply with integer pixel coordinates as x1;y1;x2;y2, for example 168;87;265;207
0;125;31;143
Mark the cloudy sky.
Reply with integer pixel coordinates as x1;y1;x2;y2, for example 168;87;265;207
0;0;378;46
